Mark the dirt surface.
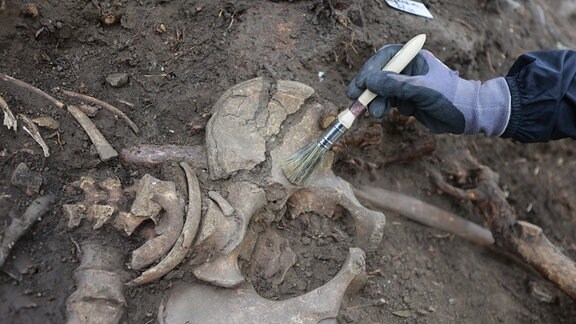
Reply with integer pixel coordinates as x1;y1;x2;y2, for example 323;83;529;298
1;0;576;323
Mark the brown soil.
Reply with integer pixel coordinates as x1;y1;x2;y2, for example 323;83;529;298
2;0;576;323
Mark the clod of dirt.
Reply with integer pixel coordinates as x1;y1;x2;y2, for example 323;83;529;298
66;242;127;324
249;229;297;286
158;248;365;324
106;73;129;88
10;162;42;196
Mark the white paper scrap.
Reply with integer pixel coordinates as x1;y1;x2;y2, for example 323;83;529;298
385;0;433;19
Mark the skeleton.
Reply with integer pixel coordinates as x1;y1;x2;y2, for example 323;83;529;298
63;77;386;323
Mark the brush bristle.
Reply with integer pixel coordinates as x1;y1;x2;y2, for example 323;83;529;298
281;142;328;185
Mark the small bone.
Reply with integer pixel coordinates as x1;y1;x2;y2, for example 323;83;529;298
130;179;185;270
0;95;17;131
88;205;115;229
73;176;108;205
0;73;65;109
194;199;226;246
113;211;146;236
159;248;366;324
208;191;235;216
63;204;87;228
32;116;60;130
66;242;126;324
130;174;165;220
61;89;140;134
17;114;50;157
120;144;207;168
99;178;123;208
0;194;55;267
66;105;118;162
126;162;202;286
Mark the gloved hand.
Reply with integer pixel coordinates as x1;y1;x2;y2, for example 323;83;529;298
346;45;512;136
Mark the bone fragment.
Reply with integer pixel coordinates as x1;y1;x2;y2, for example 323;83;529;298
0;95;17;131
127;162;202;286
113;211;146;236
62;89;139;134
32;116;60;130
130;178;184;270
120;144;206;168
66;242;126;324
73;177;108;205
87;205;115;229
208;191;235;216
17;114;50;157
194;198;233;249
63;204;88;228
130;174;165;220
0;194;55;267
66;105;118;161
0;74;117;160
159;248;366;324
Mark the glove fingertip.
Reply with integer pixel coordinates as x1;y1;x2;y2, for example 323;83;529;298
368;97;389;118
345;84;363;100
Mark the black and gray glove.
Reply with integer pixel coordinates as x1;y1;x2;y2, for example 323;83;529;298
346;45;511;136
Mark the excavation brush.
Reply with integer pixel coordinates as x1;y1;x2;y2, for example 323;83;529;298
281;34;427;185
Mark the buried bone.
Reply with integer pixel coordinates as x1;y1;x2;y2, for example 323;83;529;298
66;242;127;324
63;177;121;229
127;162;202;286
192;181;266;287
158;247;366;324
129;176;184;270
204;77;385;249
190;78;384;288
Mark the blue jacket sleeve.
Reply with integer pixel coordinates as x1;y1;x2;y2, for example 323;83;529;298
501;50;576;143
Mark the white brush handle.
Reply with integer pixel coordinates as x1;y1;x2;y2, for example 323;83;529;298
339;34;427;128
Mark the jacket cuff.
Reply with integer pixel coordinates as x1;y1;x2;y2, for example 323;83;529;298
501;76;522;139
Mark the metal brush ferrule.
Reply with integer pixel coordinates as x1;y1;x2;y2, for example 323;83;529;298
318;120;347;150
